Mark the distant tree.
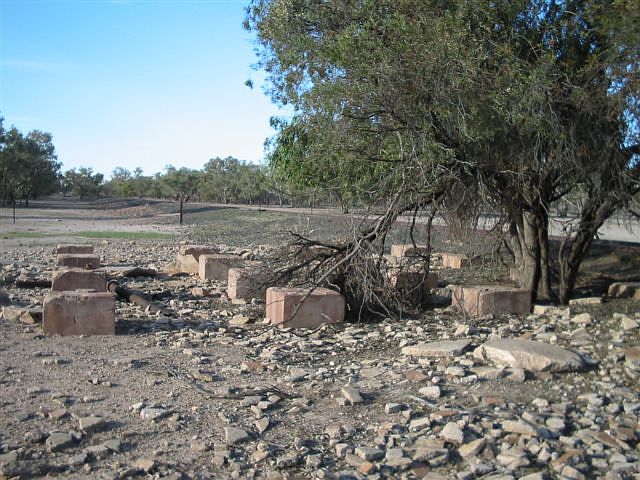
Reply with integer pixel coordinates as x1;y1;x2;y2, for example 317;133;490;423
63;167;104;200
0;119;61;222
162;165;200;225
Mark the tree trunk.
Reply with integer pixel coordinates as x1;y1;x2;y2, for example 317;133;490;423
179;197;184;225
558;197;616;304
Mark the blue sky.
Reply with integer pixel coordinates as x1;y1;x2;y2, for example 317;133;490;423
0;0;281;178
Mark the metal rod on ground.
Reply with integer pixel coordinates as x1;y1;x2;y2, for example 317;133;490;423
106;280;170;315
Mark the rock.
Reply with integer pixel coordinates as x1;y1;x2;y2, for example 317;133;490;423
474;338;588;372
440;422;464;445
570;296;603;305
572;313;592;324
418;386;441;400
355;446;384;461
458;437;486;458
341;385;363;404
401;339;472;357
224;426;250;445
502;420;539;437
78;415;107;433
620;316;639;331
255;417;270;434
46;431;75;452
140;407;171;421
132;457;156;473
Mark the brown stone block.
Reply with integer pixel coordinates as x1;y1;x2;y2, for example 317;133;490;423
199;254;243;281
43;291;115;335
451;285;531;317
440;253;470;269
176;245;216;274
51;269;107;292
56;244;94;254
228;267;260;300
56;254;100;270
265;287;345;328
390;244;430;258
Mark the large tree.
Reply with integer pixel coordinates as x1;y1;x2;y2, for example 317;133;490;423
247;0;639;306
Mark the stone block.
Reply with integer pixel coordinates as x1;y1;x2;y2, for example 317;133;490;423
440;253;470;269
451;285;531;317
608;282;640;300
199;254;243;281
51;268;106;292
265;287;345;328
389;271;438;291
56;254;100;270
228;268;260;300
43;291;115;335
176;245;216;274
390;244;430;258
56;244;94;254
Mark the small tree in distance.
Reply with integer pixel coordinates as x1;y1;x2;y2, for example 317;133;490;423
162;165;199;225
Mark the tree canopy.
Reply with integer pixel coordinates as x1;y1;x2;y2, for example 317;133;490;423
246;0;640;304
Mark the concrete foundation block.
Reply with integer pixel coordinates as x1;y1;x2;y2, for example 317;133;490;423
51;269;106;292
56;254;100;270
440;253;470;269
176;245;216;274
43;291;116;335
390;244;430;258
608;282;640;300
265;287;345;328
199;254;243;281
451;285;531;317
228;268;260;300
56;244;94;254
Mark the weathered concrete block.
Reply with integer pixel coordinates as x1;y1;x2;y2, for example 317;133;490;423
56;254;100;270
390;244;430;258
176;245;216;274
199;254;243;281
509;267;519;282
440;253;470;269
51;269;106;292
389;271;438;291
265;287;345;328
451;285;531;317
56;244;94;254
228;268;260;300
43;291;115;335
608;282;640;300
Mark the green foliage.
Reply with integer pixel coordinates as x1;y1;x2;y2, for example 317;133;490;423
63;167;104;200
0;118;61;207
246;0;640;302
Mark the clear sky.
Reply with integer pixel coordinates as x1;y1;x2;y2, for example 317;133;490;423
0;0;282;178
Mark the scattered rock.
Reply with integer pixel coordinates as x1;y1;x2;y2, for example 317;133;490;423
475;338;588;372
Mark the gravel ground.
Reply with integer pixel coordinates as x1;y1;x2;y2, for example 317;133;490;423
0;198;639;480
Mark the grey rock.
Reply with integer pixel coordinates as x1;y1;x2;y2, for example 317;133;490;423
355;446;384;461
225;426;250;445
78;415;107;433
401;339;472;357
475;338;588;372
341;385;363;404
441;422;464;445
46;431;75;452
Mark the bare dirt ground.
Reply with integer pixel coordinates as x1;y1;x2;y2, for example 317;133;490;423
0;198;639;480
